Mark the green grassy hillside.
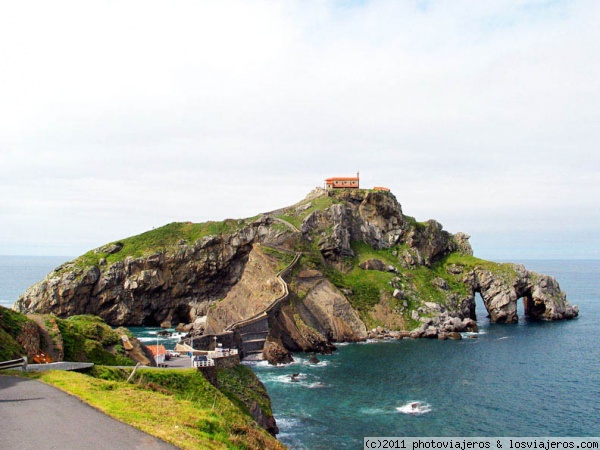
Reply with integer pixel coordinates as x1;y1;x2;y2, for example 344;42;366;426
66;218;259;271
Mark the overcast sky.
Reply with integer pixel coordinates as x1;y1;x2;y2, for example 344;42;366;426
1;0;598;260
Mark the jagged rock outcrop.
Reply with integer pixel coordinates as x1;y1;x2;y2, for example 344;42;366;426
293;270;367;342
260;269;368;364
262;340;293;365
301;190;405;259
249;400;279;437
301;190;469;268
402;220;465;267
359;259;397;272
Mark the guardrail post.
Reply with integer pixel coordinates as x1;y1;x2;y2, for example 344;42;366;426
22;356;27;372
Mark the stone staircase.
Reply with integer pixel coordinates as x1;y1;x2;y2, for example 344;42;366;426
236;315;270;361
227;218;301;360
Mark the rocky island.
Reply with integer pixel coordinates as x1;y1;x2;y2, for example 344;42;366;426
15;187;578;364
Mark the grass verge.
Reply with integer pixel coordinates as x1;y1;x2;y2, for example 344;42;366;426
17;367;285;450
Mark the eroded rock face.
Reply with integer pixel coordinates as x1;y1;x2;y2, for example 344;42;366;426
15;219;282;326
403;220;461;267
263;340;294;365
249;400;279;436
261;270;367;364
301;190;468;267
302;190;405;259
205;244;283;334
297;272;368;343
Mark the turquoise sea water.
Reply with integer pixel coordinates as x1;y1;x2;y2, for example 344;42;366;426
248;260;600;449
2;257;599;448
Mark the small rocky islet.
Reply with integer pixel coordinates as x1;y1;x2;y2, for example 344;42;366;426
13;186;578;365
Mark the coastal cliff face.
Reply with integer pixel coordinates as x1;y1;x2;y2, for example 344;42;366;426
16;218;284;327
14;188;578;358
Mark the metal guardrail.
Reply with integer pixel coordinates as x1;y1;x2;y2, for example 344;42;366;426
206;348;238;359
0;356;27;371
193;359;215;368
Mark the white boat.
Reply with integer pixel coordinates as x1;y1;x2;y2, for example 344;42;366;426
396;401;432;415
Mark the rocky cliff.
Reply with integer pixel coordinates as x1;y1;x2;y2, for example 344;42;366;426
14;188;578;360
16;217;285;327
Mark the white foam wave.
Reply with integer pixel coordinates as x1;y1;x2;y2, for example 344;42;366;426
242;359;270;368
267;357;305;367
463;330;487;336
304;359;330;367
275;373;307;383
263;373;327;388
276;417;302;429
359;406;389;415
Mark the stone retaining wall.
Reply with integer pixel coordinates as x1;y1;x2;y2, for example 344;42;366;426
213;354;240;370
197;365;218;387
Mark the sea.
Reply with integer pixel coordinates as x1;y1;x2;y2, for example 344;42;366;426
2;256;599;449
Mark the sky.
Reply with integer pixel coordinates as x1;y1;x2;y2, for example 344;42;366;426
0;0;598;261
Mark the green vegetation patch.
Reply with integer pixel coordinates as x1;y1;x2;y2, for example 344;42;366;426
260;246;296;273
0;328;26;361
0;306;30;336
28;367;285;449
324;241;398;314
440;252;520;284
218;365;273;417
71;219;257;270
56;315;135;366
0;307;31;360
275;194;341;229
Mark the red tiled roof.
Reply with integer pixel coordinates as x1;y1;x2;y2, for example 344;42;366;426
146;345;167;356
326;177;359;182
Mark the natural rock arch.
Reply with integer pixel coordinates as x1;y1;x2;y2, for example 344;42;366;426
468;264;578;323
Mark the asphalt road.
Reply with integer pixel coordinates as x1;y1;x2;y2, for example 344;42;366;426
0;375;179;449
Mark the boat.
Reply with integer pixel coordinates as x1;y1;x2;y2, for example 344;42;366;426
396;401;432;415
409;402;422;412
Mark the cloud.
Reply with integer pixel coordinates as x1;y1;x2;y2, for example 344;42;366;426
0;0;598;258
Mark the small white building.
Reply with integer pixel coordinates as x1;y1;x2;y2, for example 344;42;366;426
147;344;167;365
